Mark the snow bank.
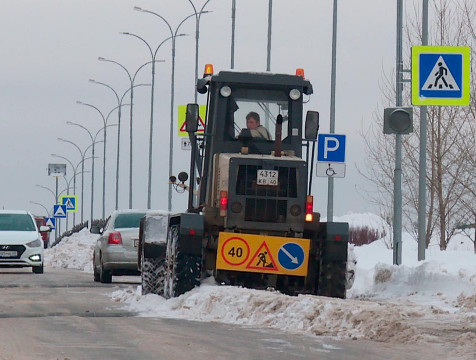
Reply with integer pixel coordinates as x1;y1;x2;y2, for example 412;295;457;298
44;228;98;272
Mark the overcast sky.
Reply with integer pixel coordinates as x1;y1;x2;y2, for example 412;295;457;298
0;0;399;220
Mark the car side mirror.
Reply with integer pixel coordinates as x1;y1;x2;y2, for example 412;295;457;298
90;225;101;234
186;104;200;133
39;226;50;232
304;111;320;140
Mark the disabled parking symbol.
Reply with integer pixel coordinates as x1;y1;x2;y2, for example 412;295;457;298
278;243;305;270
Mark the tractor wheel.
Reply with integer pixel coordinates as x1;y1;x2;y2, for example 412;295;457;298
318;260;347;299
141;247;166;296
164;224;201;299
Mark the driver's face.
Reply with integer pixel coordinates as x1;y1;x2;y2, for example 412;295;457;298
246;117;259;130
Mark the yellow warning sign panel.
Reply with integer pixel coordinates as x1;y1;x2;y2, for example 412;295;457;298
216;232;310;276
177;105;207;137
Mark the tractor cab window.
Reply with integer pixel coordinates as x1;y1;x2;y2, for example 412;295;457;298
224;88;291;143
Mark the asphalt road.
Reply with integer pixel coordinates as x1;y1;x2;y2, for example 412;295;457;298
0;267;457;360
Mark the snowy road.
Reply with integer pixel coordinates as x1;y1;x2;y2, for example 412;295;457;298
0;267;471;359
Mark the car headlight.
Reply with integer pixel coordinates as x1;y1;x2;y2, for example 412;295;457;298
26;239;43;248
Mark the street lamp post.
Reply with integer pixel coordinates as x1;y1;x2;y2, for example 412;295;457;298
66;120;114;224
56;136;95;224
77;102;124;219
98;57;157;209
51;153;93;227
29;201;51;217
186;0;211;102
89;79;151;210
134;7;208;211
121;30;177;209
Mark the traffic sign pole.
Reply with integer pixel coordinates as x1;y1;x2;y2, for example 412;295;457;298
328;0;338;222
418;0;429;262
393;0;404;266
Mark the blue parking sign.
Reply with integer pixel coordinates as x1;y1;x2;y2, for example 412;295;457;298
317;134;346;163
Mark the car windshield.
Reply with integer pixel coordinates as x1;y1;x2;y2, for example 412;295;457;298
0;214;36;231
113;213;146;229
225;88;291;142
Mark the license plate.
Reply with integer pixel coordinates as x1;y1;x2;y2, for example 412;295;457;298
0;251;17;258
257;169;278;186
134;239;139;248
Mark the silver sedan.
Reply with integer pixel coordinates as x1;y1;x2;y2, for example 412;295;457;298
92;210;147;283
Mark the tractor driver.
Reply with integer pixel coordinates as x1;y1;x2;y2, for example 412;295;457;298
246;112;272;140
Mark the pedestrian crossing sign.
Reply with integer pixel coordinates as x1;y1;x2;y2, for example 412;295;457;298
60;195;77;213
53;204;67;218
412;46;470;106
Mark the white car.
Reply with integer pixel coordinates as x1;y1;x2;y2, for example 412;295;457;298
92;210;149;283
0;210;48;273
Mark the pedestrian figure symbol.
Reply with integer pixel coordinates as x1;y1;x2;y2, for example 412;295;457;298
421;56;459;91
428;62;453;89
256;251;274;268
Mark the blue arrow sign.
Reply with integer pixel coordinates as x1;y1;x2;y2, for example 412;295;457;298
53;204;67;218
278;243;305;270
317;134;346;163
45;217;56;230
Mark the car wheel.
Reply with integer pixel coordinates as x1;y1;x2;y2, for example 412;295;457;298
93;254;100;282
32;264;44;274
99;257;112;284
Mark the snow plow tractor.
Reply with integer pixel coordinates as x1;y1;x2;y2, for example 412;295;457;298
139;66;349;299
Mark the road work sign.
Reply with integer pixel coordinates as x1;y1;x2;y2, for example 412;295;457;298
178;105;207;137
412;46;470;106
216;232;310;276
60;195;77;213
317;134;346;163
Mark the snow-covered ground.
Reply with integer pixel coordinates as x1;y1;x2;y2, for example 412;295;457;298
44;214;476;357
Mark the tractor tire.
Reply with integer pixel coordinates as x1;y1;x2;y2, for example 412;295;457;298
164;224;201;299
141;255;166;296
318;260;347;299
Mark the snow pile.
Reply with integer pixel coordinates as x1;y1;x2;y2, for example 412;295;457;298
44;228;98;272
112;278;430;343
49;212;476;349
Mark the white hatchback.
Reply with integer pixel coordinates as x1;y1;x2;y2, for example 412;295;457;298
0;210;47;273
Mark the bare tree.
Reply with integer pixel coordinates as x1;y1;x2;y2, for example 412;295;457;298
361;0;476;250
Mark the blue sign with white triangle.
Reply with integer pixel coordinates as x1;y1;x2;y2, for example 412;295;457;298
60;195;77;213
419;54;462;99
53;204;67;218
412;46;470;106
45;217;56;230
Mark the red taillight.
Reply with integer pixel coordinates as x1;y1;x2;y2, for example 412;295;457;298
305;195;313;222
335;235;341;241
108;232;122;245
220;191;228;217
189;229;196;236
